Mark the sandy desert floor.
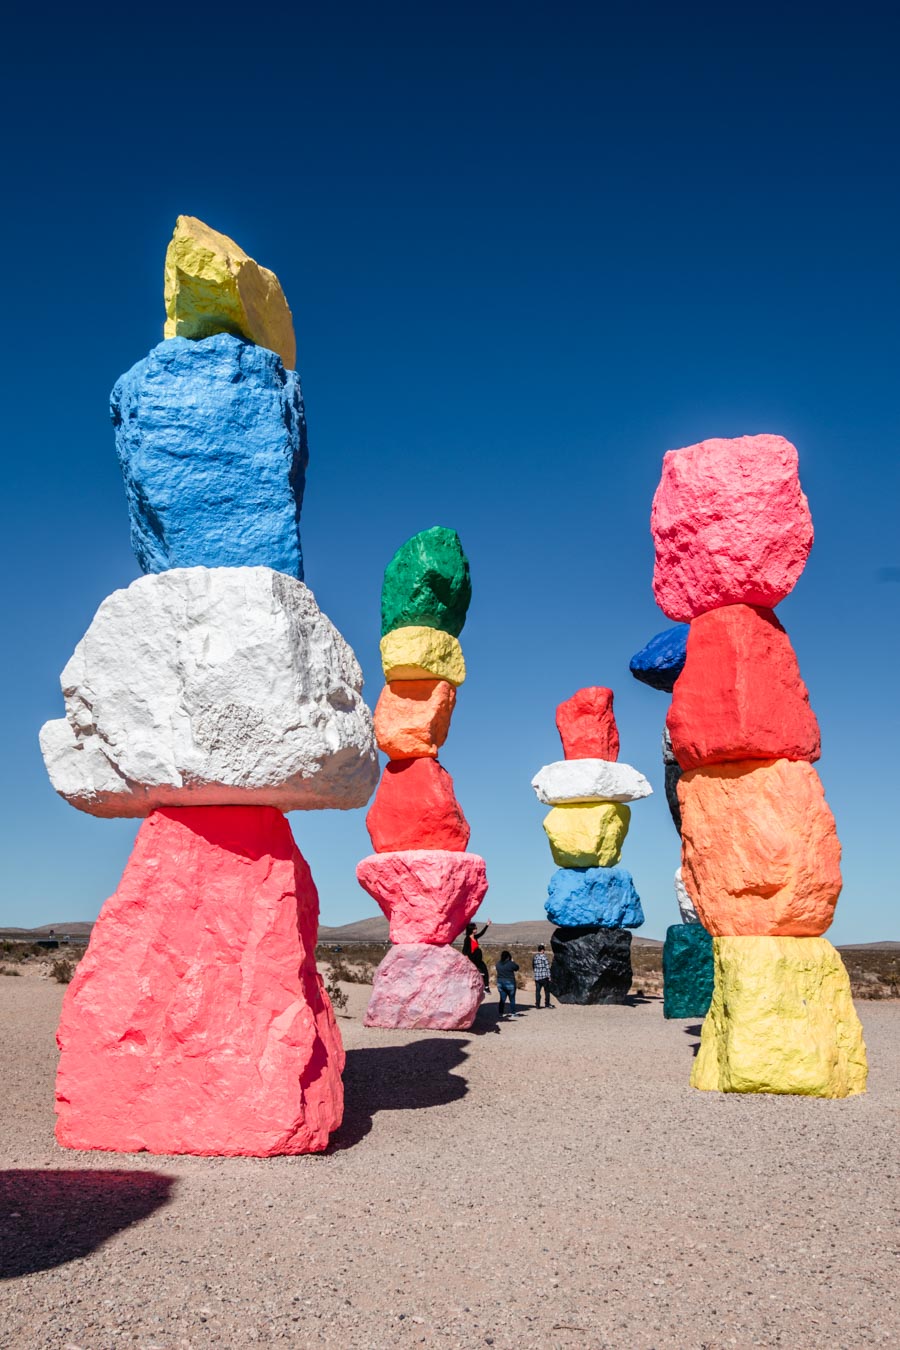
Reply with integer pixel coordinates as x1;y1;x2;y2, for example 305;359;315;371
1;976;897;1350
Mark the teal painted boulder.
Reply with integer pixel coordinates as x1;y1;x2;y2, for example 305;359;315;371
662;922;714;1019
381;527;472;637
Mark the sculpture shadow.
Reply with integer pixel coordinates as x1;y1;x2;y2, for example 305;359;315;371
0;1168;175;1279
683;1022;704;1057
332;1038;472;1150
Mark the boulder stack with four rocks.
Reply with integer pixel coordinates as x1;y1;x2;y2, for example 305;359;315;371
358;528;488;1029
651;433;867;1095
39;217;378;1156
531;689;652;1003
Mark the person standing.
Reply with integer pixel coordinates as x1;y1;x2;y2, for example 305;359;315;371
532;944;554;1008
495;950;520;1019
463;919;491;991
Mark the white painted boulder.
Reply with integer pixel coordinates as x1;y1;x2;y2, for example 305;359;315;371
531;759;653;806
674;866;699;924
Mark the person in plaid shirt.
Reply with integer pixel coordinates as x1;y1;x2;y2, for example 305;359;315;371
532;944;554;1008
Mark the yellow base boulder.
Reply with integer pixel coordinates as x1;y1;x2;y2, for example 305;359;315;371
542;802;630;868
164;216;296;370
692;936;867;1097
380;627;466;686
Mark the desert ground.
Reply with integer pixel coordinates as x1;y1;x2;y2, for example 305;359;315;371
1;964;897;1349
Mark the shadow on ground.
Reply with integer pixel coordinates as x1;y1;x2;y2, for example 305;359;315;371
0;1169;175;1278
683;1022;703;1057
333;1038;471;1150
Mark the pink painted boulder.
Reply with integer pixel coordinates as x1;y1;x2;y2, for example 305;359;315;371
364;944;484;1029
356;850;488;944
651;434;814;622
55;805;344;1156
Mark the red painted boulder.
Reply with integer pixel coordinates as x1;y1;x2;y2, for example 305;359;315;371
667;605;821;769
356;850;488;944
55;806;344;1156
556;687;619;761
364;944;484;1029
365;758;470;853
651;434;814;622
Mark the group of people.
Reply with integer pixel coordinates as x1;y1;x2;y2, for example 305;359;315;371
462;920;554;1020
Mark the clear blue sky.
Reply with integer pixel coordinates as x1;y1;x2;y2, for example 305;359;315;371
2;7;898;940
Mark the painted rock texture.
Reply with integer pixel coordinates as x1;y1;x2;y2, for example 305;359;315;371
555;687;619;761
545;866;644;929
380;526;472;638
364;944;484;1029
549;927;633;1004
542;802;630;868
112;335;307;576
40;568;378;817
629;625;690;693
164;215;296;369
532;759;652;806
663;729;684;835
668;605;820;769
365;758;470;853
651;435;814;622
380;627;466;686
691;936;867;1096
662;923;714;1019
55;806;344;1155
374;680;455;760
356;850;488;944
674;866;698;924
679;760;841;936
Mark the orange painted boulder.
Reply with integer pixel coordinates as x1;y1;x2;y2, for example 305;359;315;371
55;806;344;1156
678;760;841;936
668;605;821;769
556;687;619;761
374;679;456;760
356;849;487;944
365;757;470;853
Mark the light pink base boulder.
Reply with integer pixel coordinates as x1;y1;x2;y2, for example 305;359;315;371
356;849;488;944
364;944;484;1030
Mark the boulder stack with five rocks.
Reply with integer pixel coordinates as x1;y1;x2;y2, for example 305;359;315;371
651;433;867;1095
39;217;378;1155
531;689;652;1003
358;528;488;1029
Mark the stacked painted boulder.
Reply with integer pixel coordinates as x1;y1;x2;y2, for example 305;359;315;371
358;528;488;1029
39;217;378;1155
651;433;867;1095
630;626;714;1019
531;689;652;1003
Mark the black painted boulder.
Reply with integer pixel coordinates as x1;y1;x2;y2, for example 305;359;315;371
662;728;683;835
662;923;714;1019
549;926;633;1004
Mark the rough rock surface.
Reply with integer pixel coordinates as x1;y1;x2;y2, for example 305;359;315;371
112;335;307;576
545;866;644;929
164;215;296;369
555;687;619;760
662;923;714;1019
374;680;455;760
629;625;690;693
692;936;867;1096
532;759;652;805
380;627;466;686
668;605;821;769
651;434;814;622
40;568;378;817
679;760;841;937
380;526;472;638
542;802;630;868
364;944;484;1029
366;758;470;853
356;850;488;944
549;926;633;1004
674;866;699;924
55;806;344;1155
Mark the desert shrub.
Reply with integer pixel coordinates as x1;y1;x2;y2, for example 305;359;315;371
326;956;375;985
324;975;349;1012
51;959;75;984
1;966;22;976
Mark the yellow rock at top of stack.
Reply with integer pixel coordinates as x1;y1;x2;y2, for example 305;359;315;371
164;216;297;370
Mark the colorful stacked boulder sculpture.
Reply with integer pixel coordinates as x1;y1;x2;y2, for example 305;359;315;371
358;528;488;1029
651;433;867;1095
39;217;378;1155
630;626;714;1019
531;690;652;1003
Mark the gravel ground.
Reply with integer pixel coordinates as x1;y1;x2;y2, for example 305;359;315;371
1;975;897;1349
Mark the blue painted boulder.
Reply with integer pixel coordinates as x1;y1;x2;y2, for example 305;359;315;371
111;334;308;576
629;625;689;693
662;922;714;1019
546;865;644;929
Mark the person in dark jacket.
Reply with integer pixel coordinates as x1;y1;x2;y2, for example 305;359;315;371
495;951;520;1019
463;920;491;990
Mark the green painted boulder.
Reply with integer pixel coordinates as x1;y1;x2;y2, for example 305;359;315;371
662;922;714;1019
381;527;472;638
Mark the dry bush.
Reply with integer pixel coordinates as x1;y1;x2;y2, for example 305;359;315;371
323;975;349;1012
51;959;75;984
1;966;22;977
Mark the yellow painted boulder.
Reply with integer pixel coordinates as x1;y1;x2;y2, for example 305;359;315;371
380;626;466;686
542;803;630;868
164;216;297;370
692;936;867;1097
